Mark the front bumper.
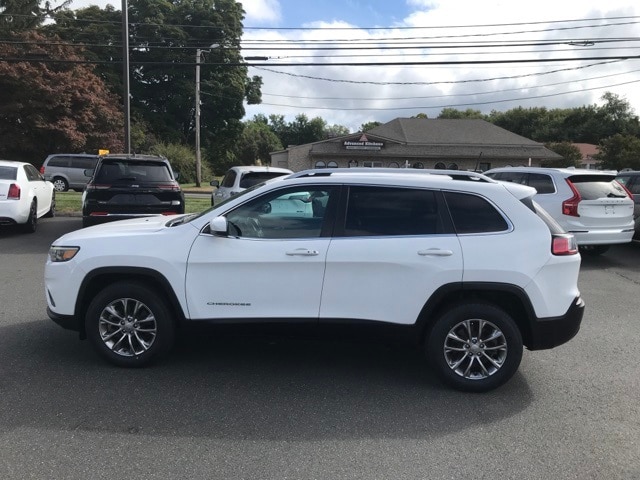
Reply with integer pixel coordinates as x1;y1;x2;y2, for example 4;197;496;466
47;306;82;332
527;295;585;350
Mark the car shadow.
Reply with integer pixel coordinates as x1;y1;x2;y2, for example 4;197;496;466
0;320;533;442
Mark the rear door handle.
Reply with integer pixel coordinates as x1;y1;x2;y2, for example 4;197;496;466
286;248;319;256
418;248;454;257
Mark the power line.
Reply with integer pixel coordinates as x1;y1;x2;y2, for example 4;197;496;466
247;78;640;111
259;68;640;101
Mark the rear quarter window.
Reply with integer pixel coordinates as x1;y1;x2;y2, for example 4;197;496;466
443;191;509;234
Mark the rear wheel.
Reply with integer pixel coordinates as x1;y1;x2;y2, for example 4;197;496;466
52;177;68;192
21;200;37;233
426;303;523;392
85;282;175;367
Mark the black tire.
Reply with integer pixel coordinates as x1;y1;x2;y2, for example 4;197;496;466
52;177;69;192
426;303;523;392
44;192;56;218
85;282;175;367
579;245;609;256
21;200;37;233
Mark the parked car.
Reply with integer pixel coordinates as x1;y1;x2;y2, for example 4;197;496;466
46;168;584;392
40;153;99;192
485;167;634;255
81;154;184;228
615;170;640;239
0;160;55;233
211;166;293;205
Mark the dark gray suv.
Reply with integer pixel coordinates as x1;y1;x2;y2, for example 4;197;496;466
82;154;184;228
615;170;640;239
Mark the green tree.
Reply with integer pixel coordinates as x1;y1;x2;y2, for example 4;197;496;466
233;119;283;167
0;30;123;162
543;142;582;167
438;108;485;119
360;121;382;132
47;0;262;172
0;0;71;32
595;134;640;170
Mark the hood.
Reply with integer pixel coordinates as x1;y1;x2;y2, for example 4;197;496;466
53;215;181;244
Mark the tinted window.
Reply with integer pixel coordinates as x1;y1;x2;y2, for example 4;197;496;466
221;170;237;188
226;186;335;239
344;186;442;236
24;165;41;181
0;166;18;180
95;160;173;183
526;173;555;194
0;166;17;180
47;157;70;168
239;171;288;189
569;175;627;200
444;191;509;234
617;176;640;194
71;157;98;169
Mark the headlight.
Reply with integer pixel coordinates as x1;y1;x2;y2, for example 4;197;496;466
49;246;80;262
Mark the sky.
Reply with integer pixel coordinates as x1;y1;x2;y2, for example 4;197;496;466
67;0;640;133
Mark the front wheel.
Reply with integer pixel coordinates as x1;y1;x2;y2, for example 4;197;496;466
85;282;175;367
426;303;523;392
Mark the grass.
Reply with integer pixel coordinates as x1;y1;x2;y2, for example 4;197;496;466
55;191;212;215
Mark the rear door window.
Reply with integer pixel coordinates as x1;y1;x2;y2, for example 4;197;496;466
343;186;444;237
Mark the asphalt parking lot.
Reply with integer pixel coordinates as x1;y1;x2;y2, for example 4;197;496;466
1;217;639;480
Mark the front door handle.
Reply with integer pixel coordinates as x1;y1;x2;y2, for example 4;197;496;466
418;248;454;257
286;248;319;256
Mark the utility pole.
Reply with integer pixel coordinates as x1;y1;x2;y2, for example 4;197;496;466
195;48;203;187
121;0;131;154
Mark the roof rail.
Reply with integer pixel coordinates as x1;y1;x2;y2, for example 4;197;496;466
289;167;492;182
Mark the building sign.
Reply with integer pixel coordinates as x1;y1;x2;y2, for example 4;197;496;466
343;134;384;151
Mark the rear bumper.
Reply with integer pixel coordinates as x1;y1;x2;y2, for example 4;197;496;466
527;295;584;350
571;229;634;246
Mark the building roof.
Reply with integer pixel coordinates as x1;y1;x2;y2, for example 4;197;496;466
572;143;599;159
367;118;545;146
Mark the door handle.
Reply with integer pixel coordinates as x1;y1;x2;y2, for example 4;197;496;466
286;248;320;256
418;248;454;257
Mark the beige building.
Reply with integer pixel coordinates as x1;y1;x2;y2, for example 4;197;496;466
270;117;562;172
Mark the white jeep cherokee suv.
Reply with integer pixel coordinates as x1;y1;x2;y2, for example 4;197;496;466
46;168;584;392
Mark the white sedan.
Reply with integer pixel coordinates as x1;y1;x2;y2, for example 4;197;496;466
0;160;55;233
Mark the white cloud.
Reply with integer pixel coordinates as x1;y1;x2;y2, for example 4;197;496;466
241;0;282;25
243;0;640;132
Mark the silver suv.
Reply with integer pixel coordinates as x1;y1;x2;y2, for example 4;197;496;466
485;167;634;255
211;166;292;205
40;154;99;192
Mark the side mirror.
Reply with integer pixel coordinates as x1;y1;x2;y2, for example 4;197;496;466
84;169;94;177
209;216;228;235
210;179;220;188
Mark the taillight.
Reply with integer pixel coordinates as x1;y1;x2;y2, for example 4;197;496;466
562;179;581;217
552;234;578;256
157;183;180;191
7;183;20;200
39;166;45;174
